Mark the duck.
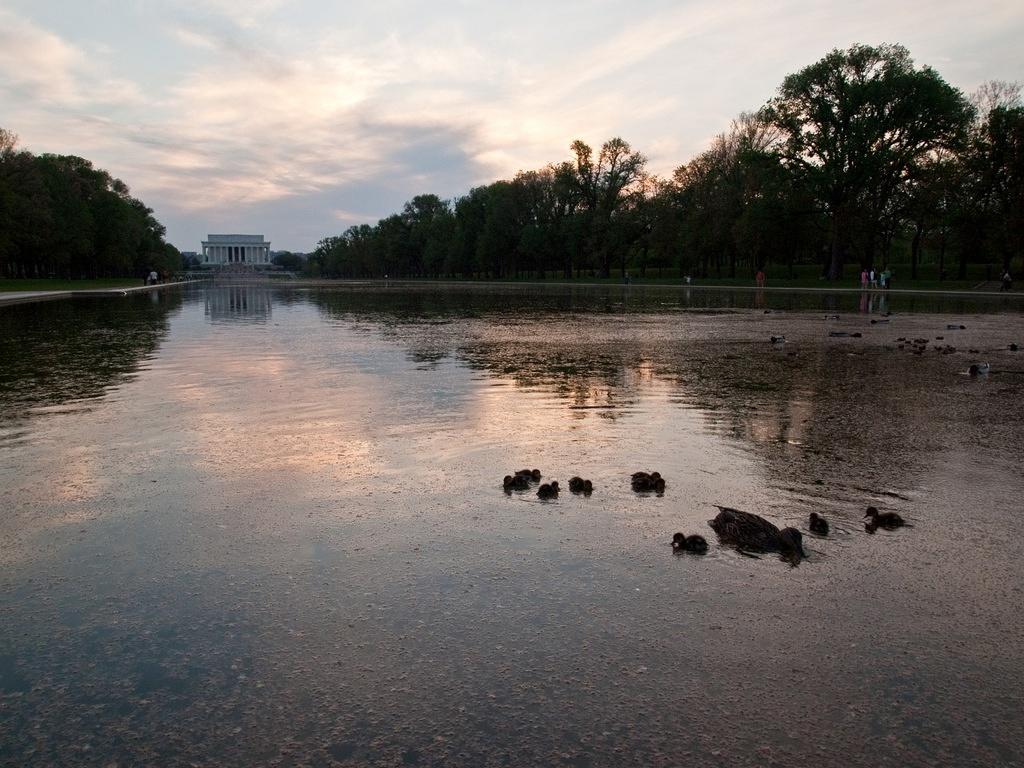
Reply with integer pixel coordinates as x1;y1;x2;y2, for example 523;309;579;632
516;468;542;481
808;512;829;536
1010;343;1019;352
568;476;593;494
631;471;666;493
770;335;786;344
969;362;991;376
708;506;806;559
537;481;560;499
863;506;905;530
671;532;708;554
503;474;530;491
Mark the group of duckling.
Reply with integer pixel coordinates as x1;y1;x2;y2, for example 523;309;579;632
671;505;907;562
502;469;593;498
503;469;663;499
631;471;666;493
503;468;907;562
502;468;541;491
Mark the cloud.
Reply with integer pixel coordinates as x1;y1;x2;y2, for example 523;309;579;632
0;9;143;109
2;0;1022;251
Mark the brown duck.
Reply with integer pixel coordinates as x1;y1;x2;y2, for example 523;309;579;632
709;506;806;559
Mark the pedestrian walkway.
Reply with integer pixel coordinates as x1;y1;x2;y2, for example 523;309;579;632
0;280;196;307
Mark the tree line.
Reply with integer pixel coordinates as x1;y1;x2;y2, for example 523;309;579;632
310;44;1022;282
0;129;180;280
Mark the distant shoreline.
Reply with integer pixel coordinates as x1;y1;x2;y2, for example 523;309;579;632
1;277;1021;307
271;277;1024;300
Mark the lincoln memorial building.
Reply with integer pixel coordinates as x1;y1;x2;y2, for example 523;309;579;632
201;234;272;266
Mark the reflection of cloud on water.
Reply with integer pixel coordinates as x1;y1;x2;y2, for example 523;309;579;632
161;349;379;489
48;445;106;503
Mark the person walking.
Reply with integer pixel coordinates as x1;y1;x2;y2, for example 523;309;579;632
869;268;876;288
755;269;766;288
860;268;868;289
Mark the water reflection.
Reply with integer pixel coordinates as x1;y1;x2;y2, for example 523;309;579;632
0;292;183;437
1;284;1023;767
305;281;1024;319
204;284;273;323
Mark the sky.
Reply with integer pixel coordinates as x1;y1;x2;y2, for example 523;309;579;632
1;1;1022;253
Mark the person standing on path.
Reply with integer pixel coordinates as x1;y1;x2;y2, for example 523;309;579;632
861;268;868;289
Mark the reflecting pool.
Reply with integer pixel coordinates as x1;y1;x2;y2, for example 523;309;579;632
1;283;1023;767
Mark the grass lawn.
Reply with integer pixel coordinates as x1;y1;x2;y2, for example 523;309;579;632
0;278;145;292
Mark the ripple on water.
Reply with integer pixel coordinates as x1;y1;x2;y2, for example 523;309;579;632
0;285;1022;766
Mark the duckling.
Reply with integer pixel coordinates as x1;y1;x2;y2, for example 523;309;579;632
1010;343;1019;352
969;362;991;376
863;506;905;529
631;471;666;493
537;481;560;499
671;532;709;554
808;512;829;536
568;476;593;494
946;324;967;330
516;468;542;481
685;534;708;553
709;506;806;559
503;474;530;491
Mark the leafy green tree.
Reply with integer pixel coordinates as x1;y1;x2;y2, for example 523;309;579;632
765;43;974;278
569;138;647;277
272;251;305;271
0;130;176;279
976;106;1024;271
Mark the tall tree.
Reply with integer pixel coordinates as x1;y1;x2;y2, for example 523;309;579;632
765;43;974;278
569;138;647;277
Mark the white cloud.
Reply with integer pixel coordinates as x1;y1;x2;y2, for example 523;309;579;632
2;0;1022;250
0;9;143;109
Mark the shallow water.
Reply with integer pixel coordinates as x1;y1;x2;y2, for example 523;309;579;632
1;283;1023;767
